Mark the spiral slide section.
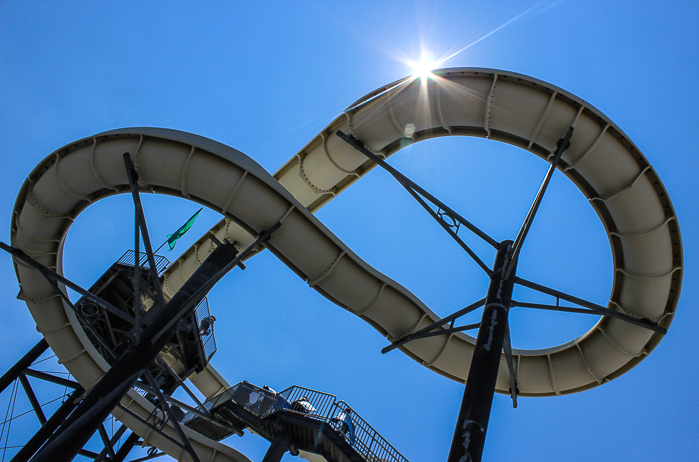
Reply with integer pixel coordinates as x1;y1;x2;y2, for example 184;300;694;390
271;68;683;394
10;127;452;460
10;69;682;460
165;69;682;400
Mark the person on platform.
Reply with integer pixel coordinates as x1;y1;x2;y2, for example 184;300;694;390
199;315;216;335
290;396;316;414
332;407;355;443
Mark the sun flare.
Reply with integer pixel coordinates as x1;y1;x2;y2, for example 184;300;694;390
409;55;439;79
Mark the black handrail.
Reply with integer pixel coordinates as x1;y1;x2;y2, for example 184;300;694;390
256;384;408;462
117;250;171;275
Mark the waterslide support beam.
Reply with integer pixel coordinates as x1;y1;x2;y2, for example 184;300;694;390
262;434;291;462
116;403;190;452
512;301;666;333
505;127;574;279
112;432;143;462
155;356;212;418
382;298;485;354
18;374;47;425
10;388;83;462
0;242;134;324
513;277;666;333
97;423;117;460
336;131;498;272
150;222;280;345
22;369;81;390
134;191;142;345
448;240;516;462
29;241;242;462
502;327;518;408
132;380;241;435
123;152;166;341
3;356;135;462
37;274;119;359
0;339;47;394
143;369;201;462
93;424;129;462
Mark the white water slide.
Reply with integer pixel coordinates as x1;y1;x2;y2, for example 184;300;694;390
10;68;682;461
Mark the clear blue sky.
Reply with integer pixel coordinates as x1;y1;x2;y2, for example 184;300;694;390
1;1;697;461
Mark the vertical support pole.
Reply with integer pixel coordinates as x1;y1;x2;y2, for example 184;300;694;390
0;339;48;394
262;434;290;462
134;203;141;345
447;240;516;462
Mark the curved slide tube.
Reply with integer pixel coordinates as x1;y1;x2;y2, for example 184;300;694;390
10;69;682;460
10;127;458;460
167;69;682;399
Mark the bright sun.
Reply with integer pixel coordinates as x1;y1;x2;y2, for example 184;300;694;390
410;55;439;79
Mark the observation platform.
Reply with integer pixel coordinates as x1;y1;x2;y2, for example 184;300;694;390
74;250;217;381
183;381;408;462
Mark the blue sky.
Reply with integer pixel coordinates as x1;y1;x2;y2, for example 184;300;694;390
1;1;698;461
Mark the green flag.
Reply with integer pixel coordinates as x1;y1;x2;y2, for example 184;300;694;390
166;208;202;251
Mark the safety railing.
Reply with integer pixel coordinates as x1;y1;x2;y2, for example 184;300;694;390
227;381;287;418
276;385;338;419
332;400;406;462
238;384;409;462
192;297;217;362
117;250;171;275
117;250;216;362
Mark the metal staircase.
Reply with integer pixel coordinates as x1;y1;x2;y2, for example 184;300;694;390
183;382;408;462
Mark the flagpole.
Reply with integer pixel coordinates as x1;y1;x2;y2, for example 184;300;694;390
153;240;168;254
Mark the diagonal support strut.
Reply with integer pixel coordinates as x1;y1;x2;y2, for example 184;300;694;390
336;130;498;276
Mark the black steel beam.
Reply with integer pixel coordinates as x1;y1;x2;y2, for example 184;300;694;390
262;434;290;462
155;356;210;417
448;240;516;462
502;327;518;408
116;403;190;452
150;223;280;345
22;369;81;390
0;242;134;324
506;126;574;279
399;184;493;276
512;301;667;333
112;432;142;462
18;374;47;425
382;298;485;354
0;339;48;394
10;388;83;462
30;242;242;462
97;424;116;460
77;449;99;458
93;424;129;462
143;369;201;462
336;130;499;249
34;276;118;359
132;381;219;424
123;153;167;315
513;278;667;334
